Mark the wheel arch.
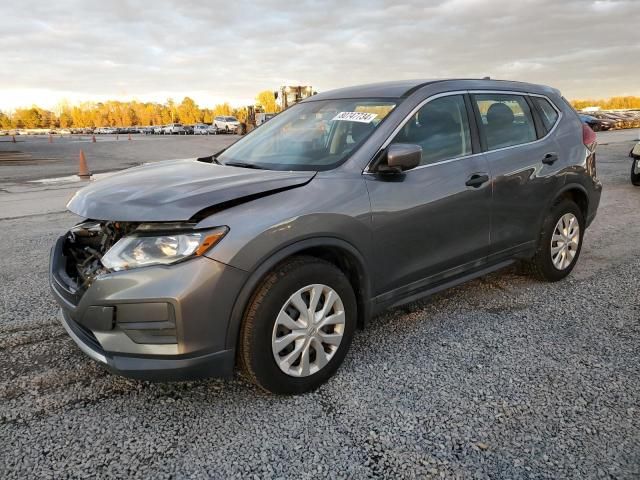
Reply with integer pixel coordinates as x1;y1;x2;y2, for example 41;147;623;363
224;237;372;352
545;183;589;224
554;184;589;220
530;183;590;253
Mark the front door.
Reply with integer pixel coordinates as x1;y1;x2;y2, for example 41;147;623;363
366;94;492;300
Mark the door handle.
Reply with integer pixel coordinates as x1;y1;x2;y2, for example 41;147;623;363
542;152;559;165
465;174;489;188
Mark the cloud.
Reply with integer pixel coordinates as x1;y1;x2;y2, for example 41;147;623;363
0;0;638;110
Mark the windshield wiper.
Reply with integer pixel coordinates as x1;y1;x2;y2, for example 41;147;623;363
197;154;222;164
224;161;266;170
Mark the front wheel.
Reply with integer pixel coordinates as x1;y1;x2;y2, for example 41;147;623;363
521;199;584;281
239;256;357;394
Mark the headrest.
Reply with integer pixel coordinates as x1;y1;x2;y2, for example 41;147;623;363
486;103;514;128
351;121;374;141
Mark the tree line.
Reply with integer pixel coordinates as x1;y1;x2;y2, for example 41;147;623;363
2;93;638;130
570;96;640;111
0;91;280;129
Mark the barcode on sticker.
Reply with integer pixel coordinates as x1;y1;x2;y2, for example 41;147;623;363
331;112;378;123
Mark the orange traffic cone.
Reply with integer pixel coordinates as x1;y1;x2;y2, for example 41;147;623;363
12;135;16;143
92;135;96;143
48;134;53;143
78;149;91;179
128;133;131;141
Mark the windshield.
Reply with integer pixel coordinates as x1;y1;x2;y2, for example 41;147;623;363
226;117;238;122
218;98;397;171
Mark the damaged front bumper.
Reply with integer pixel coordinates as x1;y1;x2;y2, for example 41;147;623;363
50;233;247;381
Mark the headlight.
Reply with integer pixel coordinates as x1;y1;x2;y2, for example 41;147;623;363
101;226;228;271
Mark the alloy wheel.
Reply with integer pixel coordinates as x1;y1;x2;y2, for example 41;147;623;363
551;213;580;270
271;284;345;377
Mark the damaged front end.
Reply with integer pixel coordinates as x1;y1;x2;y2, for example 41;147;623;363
49;219;243;380
56;220;230;298
63;221;138;291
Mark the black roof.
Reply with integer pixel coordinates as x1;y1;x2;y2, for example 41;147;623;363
305;79;559;101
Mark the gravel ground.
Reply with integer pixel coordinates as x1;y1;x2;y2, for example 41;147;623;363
1;132;639;479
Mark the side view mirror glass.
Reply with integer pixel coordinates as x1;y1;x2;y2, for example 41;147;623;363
381;143;422;173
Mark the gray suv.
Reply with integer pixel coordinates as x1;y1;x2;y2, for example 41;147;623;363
50;79;602;394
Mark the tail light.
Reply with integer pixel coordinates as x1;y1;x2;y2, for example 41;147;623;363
582;124;597;149
582;124;597;177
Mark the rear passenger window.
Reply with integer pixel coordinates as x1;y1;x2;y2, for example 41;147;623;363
391;95;471;165
473;94;537;150
532;97;559;132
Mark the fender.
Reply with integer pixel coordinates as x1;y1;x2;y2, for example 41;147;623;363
552;181;589;212
535;181;590;235
224;236;373;351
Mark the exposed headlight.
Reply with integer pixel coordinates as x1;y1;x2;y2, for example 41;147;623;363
101;226;228;271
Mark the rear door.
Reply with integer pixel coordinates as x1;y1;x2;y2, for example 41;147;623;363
366;93;492;299
471;92;563;257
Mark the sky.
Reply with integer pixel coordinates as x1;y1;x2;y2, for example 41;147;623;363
1;0;638;111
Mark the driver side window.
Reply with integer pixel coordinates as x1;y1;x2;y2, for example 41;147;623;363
391;95;472;166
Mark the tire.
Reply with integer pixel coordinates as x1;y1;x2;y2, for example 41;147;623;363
239;256;357;395
631;160;640;186
521;199;585;281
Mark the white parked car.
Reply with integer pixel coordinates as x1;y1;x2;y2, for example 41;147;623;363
193;123;218;135
95;127;117;134
213;116;240;133
152;125;164;134
162;123;185;135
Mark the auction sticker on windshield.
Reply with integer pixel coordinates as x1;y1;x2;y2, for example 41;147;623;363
332;112;378;123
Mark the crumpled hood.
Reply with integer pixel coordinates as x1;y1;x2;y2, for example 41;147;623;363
67;159;316;221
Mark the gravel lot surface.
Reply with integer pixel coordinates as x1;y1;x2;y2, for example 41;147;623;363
1;132;639;479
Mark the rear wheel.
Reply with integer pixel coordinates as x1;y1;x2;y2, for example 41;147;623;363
521;199;584;281
631;159;640;186
239;256;356;394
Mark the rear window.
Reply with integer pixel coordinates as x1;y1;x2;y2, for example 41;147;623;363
532;97;559;133
473;94;537;151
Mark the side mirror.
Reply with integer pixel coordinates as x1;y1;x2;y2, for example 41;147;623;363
379;143;422;173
